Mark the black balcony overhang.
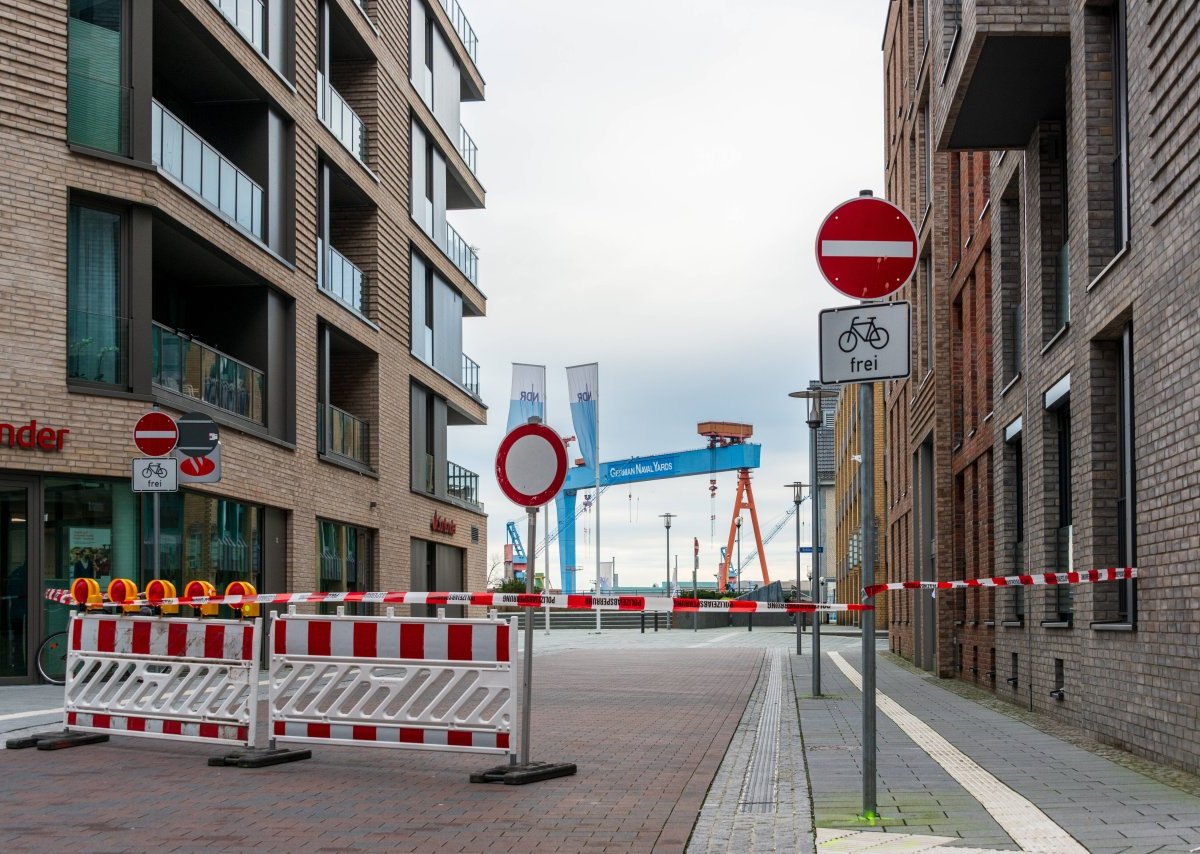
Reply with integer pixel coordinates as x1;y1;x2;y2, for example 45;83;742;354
942;35;1069;150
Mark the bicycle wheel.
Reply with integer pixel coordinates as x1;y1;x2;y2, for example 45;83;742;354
868;326;890;349
37;632;69;685
838;329;858;352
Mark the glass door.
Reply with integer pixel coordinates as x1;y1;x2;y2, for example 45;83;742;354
0;485;31;680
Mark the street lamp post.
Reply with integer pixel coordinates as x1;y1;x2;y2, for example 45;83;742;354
790;387;837;697
734;516;742;595
660;513;675;628
787;482;806;656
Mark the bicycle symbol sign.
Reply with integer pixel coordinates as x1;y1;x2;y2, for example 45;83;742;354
132;456;179;492
819;302;911;385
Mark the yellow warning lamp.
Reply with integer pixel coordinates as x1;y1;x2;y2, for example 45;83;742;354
71;577;102;611
106;578;141;614
183;579;219;617
224;581;259;618
145;579;179;615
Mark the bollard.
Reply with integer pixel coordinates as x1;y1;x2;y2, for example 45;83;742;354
748;612;753;632
654;612;659;632
640;612;645;633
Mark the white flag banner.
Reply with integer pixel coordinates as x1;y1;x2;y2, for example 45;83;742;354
507;363;546;432
566;363;598;470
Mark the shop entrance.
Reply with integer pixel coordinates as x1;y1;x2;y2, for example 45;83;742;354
0;482;33;681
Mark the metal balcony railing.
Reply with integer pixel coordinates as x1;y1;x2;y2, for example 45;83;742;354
444;222;478;284
317;237;366;314
153;323;265;424
317;71;368;162
447;461;482;509
208;0;264;51
461;353;480;397
318;403;370;467
439;0;478;64
152;100;264;239
458;125;478;175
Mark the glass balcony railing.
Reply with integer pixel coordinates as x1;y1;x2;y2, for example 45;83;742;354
317;237;366;314
461;353;480;397
318;403;370;467
439;0;478;64
68;309;127;386
444;221;478;284
152;100;264;239
67;72;129;155
447;461;482;509
208;0;264;51
458;125;478;175
317;72;367;162
153;322;265;424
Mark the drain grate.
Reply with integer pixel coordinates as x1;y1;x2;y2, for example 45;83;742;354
737;649;783;814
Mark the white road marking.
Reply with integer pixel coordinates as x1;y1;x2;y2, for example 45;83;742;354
821;239;914;258
817;828;1016;853
687;632;738;648
829;652;1087;854
0;707;61;722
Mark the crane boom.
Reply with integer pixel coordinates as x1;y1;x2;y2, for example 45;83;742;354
738;503;799;571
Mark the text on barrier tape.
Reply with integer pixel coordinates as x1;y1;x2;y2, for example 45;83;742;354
862;567;1137;599
44;588;874;613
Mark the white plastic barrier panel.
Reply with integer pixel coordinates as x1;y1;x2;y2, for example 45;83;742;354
64;611;260;746
269;610;519;756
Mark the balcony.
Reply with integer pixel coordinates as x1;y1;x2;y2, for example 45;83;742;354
208;0;264;52
935;1;1069;150
317;237;366;315
151;100;264;240
318;402;370;467
447;461;483;509
153;323;265;424
461;353;480;398
458;125;478;176
439;0;479;65
317;71;367;163
444;221;478;284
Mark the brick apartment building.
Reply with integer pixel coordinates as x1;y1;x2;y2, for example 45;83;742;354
832;383;887;628
0;0;490;683
882;0;1200;773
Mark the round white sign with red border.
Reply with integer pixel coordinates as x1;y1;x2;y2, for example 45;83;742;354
495;423;568;508
815;196;918;301
133;411;178;457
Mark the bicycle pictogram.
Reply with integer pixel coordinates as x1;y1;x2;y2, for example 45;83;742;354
838;315;890;353
141;461;169;479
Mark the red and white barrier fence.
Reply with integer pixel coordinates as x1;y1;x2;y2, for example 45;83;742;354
862;567;1137;599
45;588;874;613
65;612;260;747
268;608;518;757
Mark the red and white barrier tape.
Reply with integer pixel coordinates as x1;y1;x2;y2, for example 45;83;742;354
862;567;1137;599
44;588;873;613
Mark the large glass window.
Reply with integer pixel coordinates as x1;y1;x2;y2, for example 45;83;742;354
68;0;127;154
67;203;126;386
318;520;374;613
1;486;31;679
1053;404;1073;623
1117;323;1136;622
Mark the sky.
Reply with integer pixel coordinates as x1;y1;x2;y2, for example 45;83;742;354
448;0;891;590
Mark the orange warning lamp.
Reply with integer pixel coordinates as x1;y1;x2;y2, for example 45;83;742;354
72;577;102;611
145;579;179;615
225;581;259;618
106;578;141;614
183;579;219;617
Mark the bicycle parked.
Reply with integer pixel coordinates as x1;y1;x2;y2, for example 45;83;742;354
36;630;68;685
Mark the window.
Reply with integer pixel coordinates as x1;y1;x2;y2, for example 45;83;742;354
1112;0;1130;253
1003;421;1025;624
318;520;374;613
67;202;126;387
1116;323;1136;621
1094;322;1137;627
922;256;934;374
999;185;1023;384
923;108;932;213
1040;126;1070;337
1044;379;1073;625
68;0;128;154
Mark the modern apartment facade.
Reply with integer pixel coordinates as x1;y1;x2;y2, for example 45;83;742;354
0;0;489;683
884;0;1200;772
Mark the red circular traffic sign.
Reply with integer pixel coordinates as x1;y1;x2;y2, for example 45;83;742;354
495;423;568;508
133;411;178;457
815;196;918;300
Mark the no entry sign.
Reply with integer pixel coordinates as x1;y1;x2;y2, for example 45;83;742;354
496;422;568;508
133;411;178;457
815;196;917;301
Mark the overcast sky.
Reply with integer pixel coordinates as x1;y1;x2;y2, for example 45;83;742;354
448;0;891;590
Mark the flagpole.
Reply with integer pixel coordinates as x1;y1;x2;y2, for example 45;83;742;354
594;388;601;633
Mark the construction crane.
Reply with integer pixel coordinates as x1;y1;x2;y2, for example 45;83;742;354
506;485;612;560
737;503;801;573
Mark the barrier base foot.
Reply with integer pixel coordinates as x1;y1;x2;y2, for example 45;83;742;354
208;747;312;768
471;761;577;785
5;730;109;751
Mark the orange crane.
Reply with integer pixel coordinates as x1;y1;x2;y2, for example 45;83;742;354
698;422;770;591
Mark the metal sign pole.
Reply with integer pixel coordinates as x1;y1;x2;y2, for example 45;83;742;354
861;380;877;818
795;486;803;656
520;507;537;767
692;543;698;633
811;428;821;692
152;492;161;580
